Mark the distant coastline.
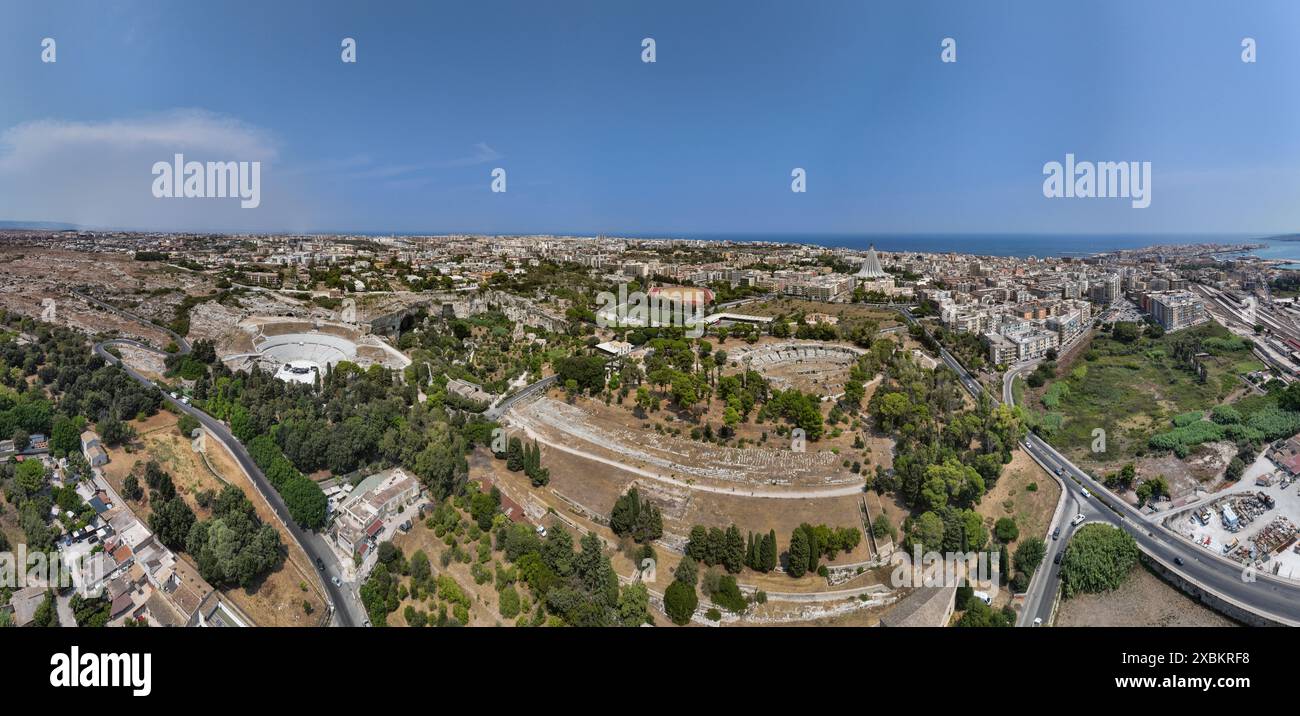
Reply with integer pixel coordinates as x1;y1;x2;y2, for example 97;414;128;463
6;220;1300;265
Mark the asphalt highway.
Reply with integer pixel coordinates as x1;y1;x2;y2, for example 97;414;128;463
898;307;1300;626
90;332;362;625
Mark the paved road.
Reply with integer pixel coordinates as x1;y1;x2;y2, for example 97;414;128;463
485;374;558;420
92;341;362;626
71;290;191;354
896;306;1300;627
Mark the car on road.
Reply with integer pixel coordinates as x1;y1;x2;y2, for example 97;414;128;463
1071;513;1085;526
1054;467;1063;476
330;575;341;587
1052;527;1060;540
1053;552;1063;565
1174;557;1185;566
1032;617;1042;627
1080;488;1090;498
315;557;325;571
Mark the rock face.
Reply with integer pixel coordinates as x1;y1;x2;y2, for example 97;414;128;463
365;290;569;336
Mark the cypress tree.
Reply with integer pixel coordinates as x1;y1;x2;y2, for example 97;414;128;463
762;530;778;572
788;528;810;578
724;524;744;574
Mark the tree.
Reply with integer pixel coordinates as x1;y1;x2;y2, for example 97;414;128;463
609;488;663;543
470;488;500;531
149;497;196;549
498;585;521;620
1014;537;1046;577
723;524;744;574
787;528;810;578
100;416;134;447
685;525;708;561
1059;524;1139;597
409;549;431;585
674;555;698;587
50;415;81;456
14;458;47;499
663;580;698;625
32;590;59;627
761;530;778;572
122;474;143;501
506;436;524;471
955;598;1014;627
618;582;651;626
994;517;1019;543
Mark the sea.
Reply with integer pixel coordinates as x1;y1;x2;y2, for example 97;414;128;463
663;233;1300;265
345;229;1300;268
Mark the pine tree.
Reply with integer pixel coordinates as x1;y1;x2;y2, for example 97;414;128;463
745;532;757;570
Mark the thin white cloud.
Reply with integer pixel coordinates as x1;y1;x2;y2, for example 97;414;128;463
0;110;306;231
346;142;502;180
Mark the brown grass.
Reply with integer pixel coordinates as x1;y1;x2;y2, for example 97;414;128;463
100;411;327;626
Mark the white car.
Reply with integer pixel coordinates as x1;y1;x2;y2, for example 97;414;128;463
1080;488;1090;499
1032;617;1043;627
1071;513;1086;526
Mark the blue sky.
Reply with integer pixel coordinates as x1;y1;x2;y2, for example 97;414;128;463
2;0;1298;235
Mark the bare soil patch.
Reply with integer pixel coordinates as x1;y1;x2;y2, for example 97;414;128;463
1055;564;1238;627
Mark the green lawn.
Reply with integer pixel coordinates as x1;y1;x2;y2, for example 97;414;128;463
1026;322;1263;463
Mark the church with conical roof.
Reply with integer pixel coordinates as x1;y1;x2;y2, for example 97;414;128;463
854;245;888;279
